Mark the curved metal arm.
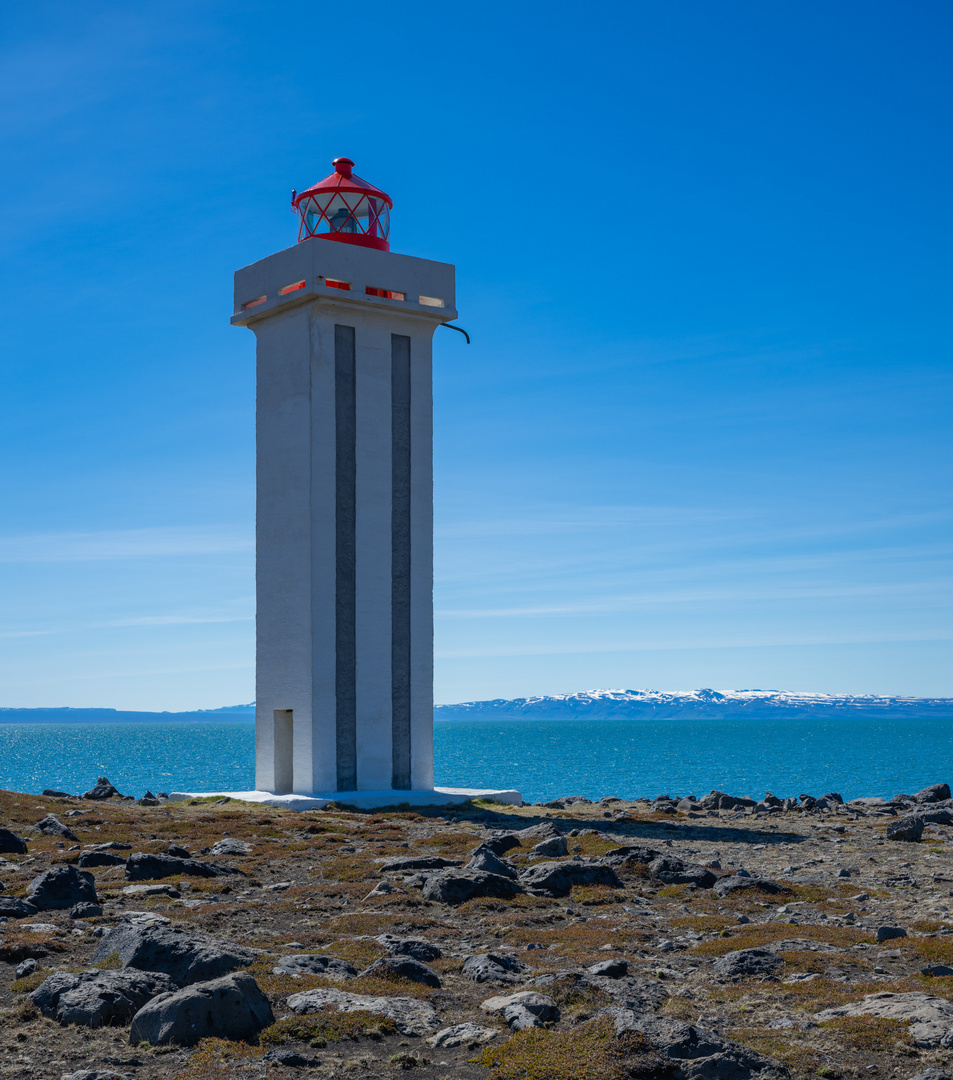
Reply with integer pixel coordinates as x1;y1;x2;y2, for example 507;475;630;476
439;323;470;344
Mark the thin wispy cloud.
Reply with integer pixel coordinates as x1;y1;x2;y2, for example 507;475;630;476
0;526;253;563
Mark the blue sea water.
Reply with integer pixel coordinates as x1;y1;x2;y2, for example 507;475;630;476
1;715;952;803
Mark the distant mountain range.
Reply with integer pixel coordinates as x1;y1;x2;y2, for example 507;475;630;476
433;688;953;721
0;704;256;724
1;689;950;723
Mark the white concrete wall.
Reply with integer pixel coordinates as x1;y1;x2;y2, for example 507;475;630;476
235;238;454;795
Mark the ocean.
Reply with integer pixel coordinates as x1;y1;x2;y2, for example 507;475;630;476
1;714;952;804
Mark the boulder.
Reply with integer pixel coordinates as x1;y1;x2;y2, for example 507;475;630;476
517;821;561;841
422;869;522;904
286;987;440;1036
518;860;623;898
532;836;568;857
466;847;518;879
480;990;559;1030
358;956;441;988
877;926;908;943
478;833;521;856
125;852;240;881
815;992;953;1048
26;866;98;911
921;966;953;977
0;897;38;918
122;883;180;899
273;955;357;978
209;838;253;856
15;959;37;978
263;1049;321;1067
70;902;103;919
601;845;660;866
376;934;442;962
648;855;716;889
83;777;122;800
606;1008;785;1079
713;947;784;978
31;968;175;1027
41;789;72;799
376;855;460;872
0;828;27;854
913;806;953;826
30;814;79;842
713;875;793;898
887;815;925;843
92;917;255;986
129;971;274;1047
913;783;951;804
78;851;127;869
462;952;528;983
426;1022;497;1048
587;958;628;978
166;844;191;859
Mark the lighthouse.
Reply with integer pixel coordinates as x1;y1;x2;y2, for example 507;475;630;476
227;158;519;808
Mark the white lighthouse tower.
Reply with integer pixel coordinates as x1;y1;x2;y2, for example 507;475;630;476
226;158;519;809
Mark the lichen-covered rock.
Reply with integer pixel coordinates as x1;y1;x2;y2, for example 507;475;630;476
29;814;79;842
519;859;622;897
286;987;440;1036
713;875;793;898
273;955;357;978
462;952;527;983
648;855;717;889
129;972;274;1046
26;866;98;911
358;956;441;987
124;852;240;881
31;968;175;1027
816;992;953;1048
422;868;522;904
92;917;255;987
713;947;784;978
376;934;442;962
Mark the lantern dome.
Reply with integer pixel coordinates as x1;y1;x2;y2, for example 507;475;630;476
292;158;393;251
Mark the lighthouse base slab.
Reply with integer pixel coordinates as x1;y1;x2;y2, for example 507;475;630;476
168;787;523;812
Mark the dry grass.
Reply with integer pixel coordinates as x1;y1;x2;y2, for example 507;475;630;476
475;1016;662;1080
690;922;873;957
171;1038;263;1080
818;1015;916;1053
725;1027;822;1074
260;1009;397;1047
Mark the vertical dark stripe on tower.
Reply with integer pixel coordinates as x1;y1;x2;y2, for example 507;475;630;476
334;324;357;791
391;334;412;789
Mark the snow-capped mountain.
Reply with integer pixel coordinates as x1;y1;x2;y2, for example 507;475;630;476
434;688;953;721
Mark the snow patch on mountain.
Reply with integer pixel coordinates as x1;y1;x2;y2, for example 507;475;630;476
434;688;953;720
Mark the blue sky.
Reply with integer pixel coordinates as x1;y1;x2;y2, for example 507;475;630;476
1;1;950;709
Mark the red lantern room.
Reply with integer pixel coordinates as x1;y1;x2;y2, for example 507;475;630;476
291;158;393;251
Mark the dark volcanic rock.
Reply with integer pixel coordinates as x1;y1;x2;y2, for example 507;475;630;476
359;956;441;988
607;1008;785;1078
31;968;175;1027
462;952;528;983
0;828;27;854
877;926;908;943
532;835;569;857
70;902;103;919
422;869;522;904
274;954;357;977
92;917;255;987
601;845;661;866
125;852;240;881
377;855;461;872
587;958;628;978
479;833;521;856
518;860;623;898
129;971;274;1047
714;875;793;898
0;897;38;918
263;1049;322;1067
41;789;72;799
914;783;951;804
713;947;784;978
30;814;79;842
376;934;442;962
78;851;127;869
26;866;98;911
82;777;122;800
648;855;717;889
466;847;518;879
887;815;925;843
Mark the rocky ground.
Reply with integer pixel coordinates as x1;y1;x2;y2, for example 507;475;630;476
1;782;952;1080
